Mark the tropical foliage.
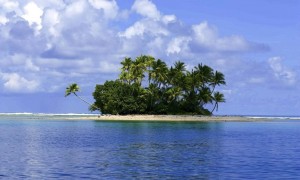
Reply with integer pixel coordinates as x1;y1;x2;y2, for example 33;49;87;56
91;55;226;115
65;83;100;112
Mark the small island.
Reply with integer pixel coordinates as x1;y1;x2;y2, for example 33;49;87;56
66;55;226;119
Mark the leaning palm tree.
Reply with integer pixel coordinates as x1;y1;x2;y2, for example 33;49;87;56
211;92;225;113
65;83;100;112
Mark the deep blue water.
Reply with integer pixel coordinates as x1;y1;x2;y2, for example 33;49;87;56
1;115;300;179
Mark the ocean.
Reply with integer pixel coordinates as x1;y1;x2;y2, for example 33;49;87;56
0;114;300;179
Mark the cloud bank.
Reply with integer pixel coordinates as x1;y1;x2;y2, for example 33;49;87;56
0;0;296;98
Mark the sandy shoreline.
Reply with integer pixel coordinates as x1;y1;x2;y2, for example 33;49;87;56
1;114;298;122
67;115;273;122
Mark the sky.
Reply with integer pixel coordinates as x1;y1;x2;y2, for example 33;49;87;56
0;0;299;115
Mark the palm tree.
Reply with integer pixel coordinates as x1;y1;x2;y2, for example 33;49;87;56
211;92;225;113
120;57;133;85
165;61;186;101
168;61;186;87
65;83;100;111
144;55;155;87
187;69;197;93
174;61;186;73
131;56;147;86
194;63;214;89
152;59;168;88
166;87;182;103
121;57;132;71
165;86;182;113
181;70;197;105
199;87;213;106
210;71;226;93
145;83;159;111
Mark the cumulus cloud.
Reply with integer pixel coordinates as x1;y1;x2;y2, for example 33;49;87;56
268;57;297;86
119;19;169;38
191;22;269;53
132;0;160;20
119;21;146;38
0;15;9;25
1;73;39;93
6;54;40;72
9;20;34;39
0;0;275;94
125;0;178;39
166;37;191;55
1;0;19;10
162;15;177;24
0;0;20;22
42;9;60;36
2;18;46;55
21;2;43;31
88;0;119;19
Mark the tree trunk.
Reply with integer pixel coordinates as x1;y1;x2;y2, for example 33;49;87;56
74;93;100;111
211;102;218;114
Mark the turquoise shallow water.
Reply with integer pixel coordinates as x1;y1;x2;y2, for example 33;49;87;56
0;115;300;179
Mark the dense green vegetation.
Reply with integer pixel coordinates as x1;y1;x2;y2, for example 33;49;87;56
90;55;226;115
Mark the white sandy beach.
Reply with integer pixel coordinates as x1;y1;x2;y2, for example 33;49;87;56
68;115;273;122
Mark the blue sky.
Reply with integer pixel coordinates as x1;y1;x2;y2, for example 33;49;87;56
0;0;299;115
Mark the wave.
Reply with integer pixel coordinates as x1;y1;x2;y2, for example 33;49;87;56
246;116;300;120
0;113;99;116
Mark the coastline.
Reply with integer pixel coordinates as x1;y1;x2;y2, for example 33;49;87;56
67;115;272;122
1;113;299;122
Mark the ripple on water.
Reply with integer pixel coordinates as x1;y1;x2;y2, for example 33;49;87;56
0;119;300;179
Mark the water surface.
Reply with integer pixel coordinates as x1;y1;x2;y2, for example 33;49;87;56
0;115;300;179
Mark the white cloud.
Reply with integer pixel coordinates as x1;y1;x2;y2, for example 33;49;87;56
0;0;20;25
1;73;39;93
65;0;87;18
1;0;19;11
44;9;59;25
98;61;120;73
162;15;176;24
25;59;40;72
0;0;275;95
21;2;43;31
166;36;191;55
119;21;146;38
146;37;164;55
132;0;160;20
192;22;247;51
33;0;66;10
268;57;297;86
10;54;40;72
0;15;9;25
192;21;267;53
42;9;60;36
192;22;217;45
88;0;119;19
248;77;265;84
119;19;169;39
